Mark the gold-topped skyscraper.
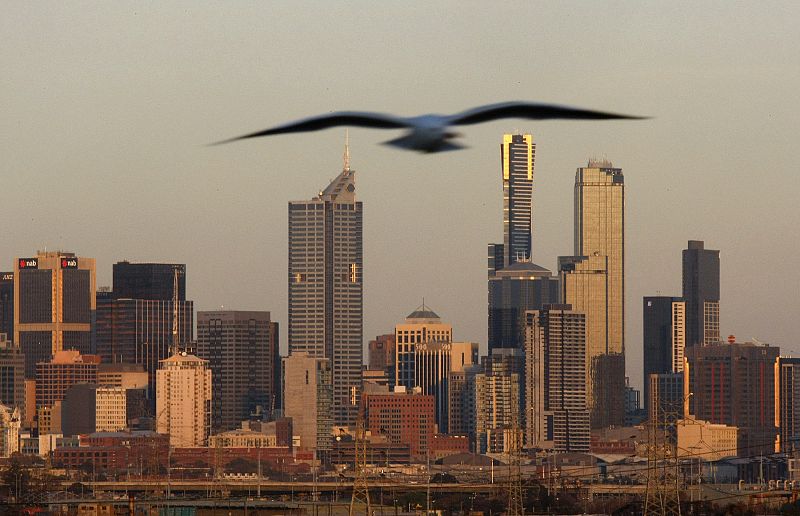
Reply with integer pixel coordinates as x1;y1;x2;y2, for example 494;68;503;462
489;134;535;275
561;159;625;428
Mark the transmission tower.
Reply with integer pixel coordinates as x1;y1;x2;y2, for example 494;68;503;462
643;393;682;516
350;389;372;516
506;386;525;515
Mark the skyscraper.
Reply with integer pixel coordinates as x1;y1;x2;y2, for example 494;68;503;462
643;296;686;411
682;240;720;346
0;272;13;338
566;159;625;429
288;149;363;427
394;306;453;432
488;133;535;272
525;305;590;452
488;261;559;351
95;261;192;398
14;251;96;377
196;310;280;431
156;351;212;447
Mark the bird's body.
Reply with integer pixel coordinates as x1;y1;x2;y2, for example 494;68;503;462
216;101;645;153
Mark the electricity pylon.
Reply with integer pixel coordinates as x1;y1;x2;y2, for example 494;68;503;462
506;388;525;515
350;390;372;516
643;395;682;516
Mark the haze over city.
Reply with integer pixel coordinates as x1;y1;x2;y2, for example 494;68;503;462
3;2;799;392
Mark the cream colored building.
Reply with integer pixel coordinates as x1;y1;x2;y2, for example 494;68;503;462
0;404;21;457
209;429;277;448
156;352;212;447
677;418;738;461
283;352;332;452
95;387;127;432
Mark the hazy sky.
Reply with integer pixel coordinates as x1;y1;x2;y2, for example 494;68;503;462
3;2;799;391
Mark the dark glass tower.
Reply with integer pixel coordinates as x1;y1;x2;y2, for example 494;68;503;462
642;296;685;411
682;240;720;346
0;272;12;339
196;310;280;431
488;262;559;351
96;262;192;399
113;262;186;301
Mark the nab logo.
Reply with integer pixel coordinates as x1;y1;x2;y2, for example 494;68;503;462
60;257;78;269
18;258;38;269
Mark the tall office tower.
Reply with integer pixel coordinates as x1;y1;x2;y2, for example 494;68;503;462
394;306;453;432
0;334;25;420
14;251;96;377
573;160;624;346
642;296;686;411
96;262;192;397
0;272;13;338
525;306;590;452
112;262;186;301
35;350;100;433
777;357;800;454
682;240;720;346
196;310;280;431
156;351;212;447
488;134;536;273
288;152;363;427
394;306;452;388
488;261;559;351
685;340;779;456
559;254;622;427
282;352;333;452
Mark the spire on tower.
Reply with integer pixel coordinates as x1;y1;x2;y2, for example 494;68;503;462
343;129;351;172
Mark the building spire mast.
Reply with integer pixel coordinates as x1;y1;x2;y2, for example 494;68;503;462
343;129;351;172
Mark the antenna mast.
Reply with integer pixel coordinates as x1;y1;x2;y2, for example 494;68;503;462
172;266;179;355
343;129;351;172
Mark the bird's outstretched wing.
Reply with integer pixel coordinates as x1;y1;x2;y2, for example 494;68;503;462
213;111;409;145
447;101;647;126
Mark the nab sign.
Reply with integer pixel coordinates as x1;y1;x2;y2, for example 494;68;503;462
60;257;78;269
18;258;38;270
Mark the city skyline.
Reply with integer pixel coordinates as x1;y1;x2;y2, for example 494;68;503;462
2;4;799;394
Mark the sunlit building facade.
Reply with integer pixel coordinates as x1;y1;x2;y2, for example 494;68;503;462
14;251;96;378
288;159;363;427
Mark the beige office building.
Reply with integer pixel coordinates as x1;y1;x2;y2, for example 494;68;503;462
156;352;212;447
282;352;332;452
95;387;127;432
677;419;739;461
561;160;625;429
14;251;96;377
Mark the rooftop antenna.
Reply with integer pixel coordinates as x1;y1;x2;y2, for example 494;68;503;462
343;129;351;172
172;266;179;355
